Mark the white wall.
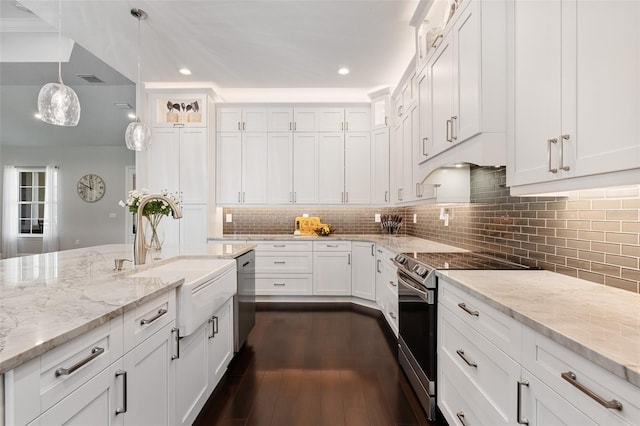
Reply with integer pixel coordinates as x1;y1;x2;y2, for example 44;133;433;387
0;146;135;254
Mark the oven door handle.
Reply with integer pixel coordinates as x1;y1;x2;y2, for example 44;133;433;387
397;275;434;304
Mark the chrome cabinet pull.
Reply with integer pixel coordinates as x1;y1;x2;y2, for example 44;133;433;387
389;312;396;319
273;261;286;264
289;122;292;131
326;244;339;247
348;253;351;265
416;182;422;198
242;192;246;202
294;122;297;131
422;137;429;156
457;302;479;317
547;138;558;173
341;121;344;131
289;192;292;203
115;370;128;415
389;280;396;287
238;192;242;202
517;379;530;424
273;282;286;286
208;316;216;339
140;308;167;326
242;122;246;131
456;412;468;426
384;116;388;126
237;121;241;131
171;327;180;360
55;346;105;377
446;119;453;142
273;244;286;247
451;116;458;140
345;121;349;131
456;349;477;368
561;371;622;410
213;316;219;335
431;33;443;48
560;134;571;171
294;192;297;203
371;244;375;256
384;190;388;202
397;105;404;117
345;192;349;203
377;259;381;273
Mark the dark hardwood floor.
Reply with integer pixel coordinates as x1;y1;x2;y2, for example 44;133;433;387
194;306;441;426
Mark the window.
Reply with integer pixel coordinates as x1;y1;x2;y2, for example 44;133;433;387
18;169;46;235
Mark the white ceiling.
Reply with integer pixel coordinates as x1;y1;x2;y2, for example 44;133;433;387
16;0;419;101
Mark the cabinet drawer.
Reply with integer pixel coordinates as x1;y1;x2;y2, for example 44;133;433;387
123;289;176;352
522;327;640;425
256;274;313;295
255;252;312;274
438;348;512;426
254;241;313;252
438;277;522;360
375;245;396;263
313;240;351;251
438;304;519;424
4;317;123;426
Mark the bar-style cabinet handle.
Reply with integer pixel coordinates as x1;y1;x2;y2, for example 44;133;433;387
456;349;477;368
55;347;105;377
237;121;241;131
140;308;168;325
456;412;468;426
422;137;429;156
517;380;530;424
446;119;453;142
431;33;443;48
560;134;571;171
115;370;128;415
457;302;479;317
561;371;622;410
377;259;381;273
171;327;180;360
451;116;458;140
547;138;558;173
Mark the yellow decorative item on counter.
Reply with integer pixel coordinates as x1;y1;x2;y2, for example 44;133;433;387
294;216;330;236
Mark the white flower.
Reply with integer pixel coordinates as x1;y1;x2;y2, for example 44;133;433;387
118;200;126;207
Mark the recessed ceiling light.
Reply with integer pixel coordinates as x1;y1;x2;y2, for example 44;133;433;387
128;112;137;119
34;113;42;119
179;68;192;76
337;67;350;75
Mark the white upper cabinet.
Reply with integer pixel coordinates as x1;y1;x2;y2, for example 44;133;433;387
428;34;455;156
267;107;293;132
292;133;319;204
345;107;370;132
371;128;390;204
317;132;345;204
216;133;243;204
267;133;293;204
318;108;345;131
371;95;389;130
216;106;267;132
508;0;640;194
179;129;208;204
293;107;318;132
216;132;268;204
344;132;371;204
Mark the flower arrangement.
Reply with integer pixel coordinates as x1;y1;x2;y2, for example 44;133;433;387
119;188;181;250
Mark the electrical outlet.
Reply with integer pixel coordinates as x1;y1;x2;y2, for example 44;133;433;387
375;213;381;223
225;213;233;223
413;213;417;223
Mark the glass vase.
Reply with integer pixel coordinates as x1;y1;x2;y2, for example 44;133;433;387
144;214;164;251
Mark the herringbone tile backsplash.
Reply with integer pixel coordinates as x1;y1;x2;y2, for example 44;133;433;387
223;167;640;293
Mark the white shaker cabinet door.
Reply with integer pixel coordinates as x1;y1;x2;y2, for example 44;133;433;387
345;107;370;132
267;132;293;204
174;323;209;426
371;127;390;204
317;132;345;204
216;132;243;204
428;34;455;157
242;133;268;204
317;108;345;132
268;107;293;132
313;252;352;296
208;298;234;392
569;1;640;179
217;107;242;132
351;242;376;301
179;204;208;246
179;129;207;204
344;132;371;205
148;129;180;195
511;0;563;186
241;108;268;132
292;133;318;204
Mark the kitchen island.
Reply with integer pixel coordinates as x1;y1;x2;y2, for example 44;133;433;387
0;243;254;375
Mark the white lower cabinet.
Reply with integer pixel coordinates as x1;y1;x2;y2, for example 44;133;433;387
437;277;640;426
208;298;234;390
174;322;209;426
351;242;376;301
375;245;398;336
312;241;352;296
254;241;313;296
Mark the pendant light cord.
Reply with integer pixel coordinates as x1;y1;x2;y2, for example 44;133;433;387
58;0;63;84
135;13;142;122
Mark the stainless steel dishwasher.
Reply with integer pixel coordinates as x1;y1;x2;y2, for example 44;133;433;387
234;250;255;351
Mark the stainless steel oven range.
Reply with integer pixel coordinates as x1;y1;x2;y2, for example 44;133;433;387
393;252;530;421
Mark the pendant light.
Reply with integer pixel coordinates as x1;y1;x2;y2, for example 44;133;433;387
125;8;152;151
37;0;81;126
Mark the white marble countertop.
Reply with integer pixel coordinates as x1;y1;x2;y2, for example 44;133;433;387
215;234;468;254
0;243;255;374
439;269;640;389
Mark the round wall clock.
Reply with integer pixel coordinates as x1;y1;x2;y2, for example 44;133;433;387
77;174;106;203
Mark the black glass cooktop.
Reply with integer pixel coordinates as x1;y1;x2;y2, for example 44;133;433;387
403;251;530;271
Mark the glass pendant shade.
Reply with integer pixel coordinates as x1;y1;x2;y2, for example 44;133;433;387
37;82;81;126
125;120;152;151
